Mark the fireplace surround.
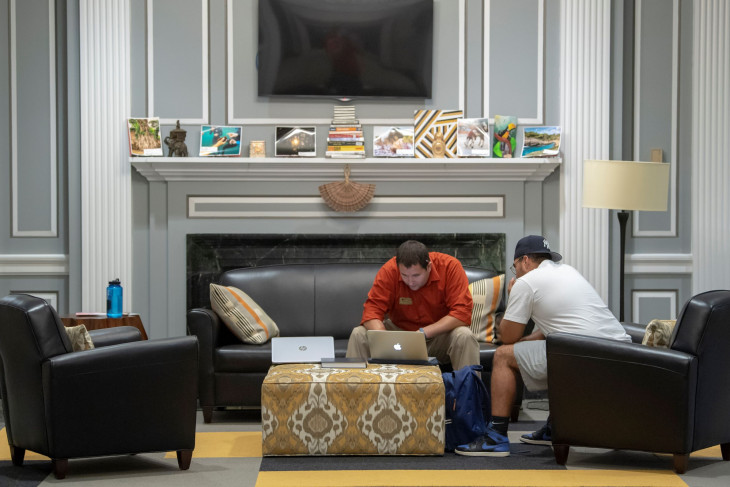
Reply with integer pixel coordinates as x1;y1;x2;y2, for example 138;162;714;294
187;233;505;310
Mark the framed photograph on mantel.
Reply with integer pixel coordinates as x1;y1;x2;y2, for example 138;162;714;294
521;126;561;158
275;127;316;157
199;125;243;157
373;126;414;157
457;118;490;157
127;117;163;156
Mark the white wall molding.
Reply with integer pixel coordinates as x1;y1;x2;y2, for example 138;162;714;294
147;0;209;124
692;0;730;293
632;290;678;322
227;0;465;125
79;0;133;311
10;0;57;237
0;254;69;275
559;0;612;301
632;0;679;237
483;0;544;124
188;196;504;219
625;253;692;275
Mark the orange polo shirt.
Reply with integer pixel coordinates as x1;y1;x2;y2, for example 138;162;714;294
361;252;473;331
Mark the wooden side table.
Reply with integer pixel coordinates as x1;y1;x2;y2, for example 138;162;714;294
60;314;148;340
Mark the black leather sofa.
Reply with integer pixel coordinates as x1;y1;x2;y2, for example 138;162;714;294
187;262;516;423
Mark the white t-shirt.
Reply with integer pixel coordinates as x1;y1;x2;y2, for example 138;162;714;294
504;260;631;341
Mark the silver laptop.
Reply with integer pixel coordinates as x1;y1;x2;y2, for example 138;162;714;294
271;336;335;364
367;330;429;363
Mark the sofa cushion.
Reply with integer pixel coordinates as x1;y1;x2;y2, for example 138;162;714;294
210;283;280;344
468;275;506;343
642;319;676;348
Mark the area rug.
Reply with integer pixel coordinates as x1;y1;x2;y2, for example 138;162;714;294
3;422;725;486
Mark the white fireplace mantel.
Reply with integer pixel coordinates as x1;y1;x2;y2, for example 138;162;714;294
130;157;561;182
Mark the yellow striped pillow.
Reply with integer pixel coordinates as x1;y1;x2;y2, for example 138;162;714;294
468;275;506;343
210;283;280;344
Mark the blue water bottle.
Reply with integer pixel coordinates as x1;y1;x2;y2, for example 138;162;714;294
107;279;123;318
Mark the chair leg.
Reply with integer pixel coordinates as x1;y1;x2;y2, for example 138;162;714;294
52;459;68;480
177;449;193;470
673;453;688;474
553;444;569;465
721;443;730;461
202;406;213;423
9;445;25;466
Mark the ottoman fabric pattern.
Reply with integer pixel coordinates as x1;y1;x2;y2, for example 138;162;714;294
262;364;445;455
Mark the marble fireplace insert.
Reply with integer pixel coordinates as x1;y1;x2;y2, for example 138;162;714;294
187;233;505;310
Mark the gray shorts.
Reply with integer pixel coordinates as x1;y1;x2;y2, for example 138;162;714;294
513;340;548;392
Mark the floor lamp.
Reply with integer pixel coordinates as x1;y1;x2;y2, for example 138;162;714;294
582;160;670;322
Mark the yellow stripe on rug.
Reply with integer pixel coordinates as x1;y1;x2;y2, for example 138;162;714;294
164;431;262;458
254;469;686;487
0;429;49;461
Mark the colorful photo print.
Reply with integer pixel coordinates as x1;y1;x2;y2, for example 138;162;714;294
492;115;518;158
275;127;316;157
457;118;490;157
521;126;561;158
127;117;163;156
199;125;243;156
373;126;414;157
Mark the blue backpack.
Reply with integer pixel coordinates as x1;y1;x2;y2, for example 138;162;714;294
442;364;490;451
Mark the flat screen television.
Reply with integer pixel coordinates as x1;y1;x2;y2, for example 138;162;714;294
258;0;433;100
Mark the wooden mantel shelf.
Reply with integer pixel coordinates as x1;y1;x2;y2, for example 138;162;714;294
130;157;561;183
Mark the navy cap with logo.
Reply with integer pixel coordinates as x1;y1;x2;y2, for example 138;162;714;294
514;235;562;262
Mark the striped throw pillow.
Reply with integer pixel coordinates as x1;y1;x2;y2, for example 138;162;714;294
210;283;280;344
468;275;506;343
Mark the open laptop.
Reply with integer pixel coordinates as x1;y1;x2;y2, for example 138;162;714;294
271;336;335;364
367;330;435;365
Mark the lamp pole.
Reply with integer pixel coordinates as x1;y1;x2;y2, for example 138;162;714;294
617;210;629;322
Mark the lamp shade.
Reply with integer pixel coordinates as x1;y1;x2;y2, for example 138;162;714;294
582;160;670;211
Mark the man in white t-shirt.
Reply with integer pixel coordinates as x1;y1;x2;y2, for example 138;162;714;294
456;235;631;457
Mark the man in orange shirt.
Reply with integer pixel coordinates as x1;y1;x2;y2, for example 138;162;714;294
346;240;479;370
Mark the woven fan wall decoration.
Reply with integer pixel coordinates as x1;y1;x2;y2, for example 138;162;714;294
319;164;376;212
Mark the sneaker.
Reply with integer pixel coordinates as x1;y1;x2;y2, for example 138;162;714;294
454;426;510;457
520;420;552;446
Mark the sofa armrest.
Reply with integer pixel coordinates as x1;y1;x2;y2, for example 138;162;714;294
88;326;142;348
547;332;696;452
620;321;647;343
42;336;198;458
187;308;224;407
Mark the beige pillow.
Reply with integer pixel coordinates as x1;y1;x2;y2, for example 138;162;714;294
468;275;506;343
210;283;280;344
64;324;95;352
642;319;677;348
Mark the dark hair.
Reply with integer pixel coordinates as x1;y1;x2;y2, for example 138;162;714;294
396;240;430;269
526;253;551;264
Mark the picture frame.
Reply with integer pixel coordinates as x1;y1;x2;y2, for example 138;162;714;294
199;125;243;157
275;127;316;157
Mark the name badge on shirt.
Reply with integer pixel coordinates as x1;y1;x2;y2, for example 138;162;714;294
399;297;413;305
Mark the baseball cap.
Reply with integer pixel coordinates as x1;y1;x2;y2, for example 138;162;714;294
514;235;562;262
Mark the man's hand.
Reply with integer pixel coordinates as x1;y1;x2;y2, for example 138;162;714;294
507;277;516;294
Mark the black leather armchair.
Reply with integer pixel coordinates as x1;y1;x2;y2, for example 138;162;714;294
0;294;200;479
547;290;730;473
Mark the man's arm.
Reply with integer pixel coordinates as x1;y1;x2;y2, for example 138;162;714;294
499;319;526;344
421;315;467;338
361;319;386;331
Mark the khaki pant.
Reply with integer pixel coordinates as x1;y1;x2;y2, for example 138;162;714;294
346;319;480;371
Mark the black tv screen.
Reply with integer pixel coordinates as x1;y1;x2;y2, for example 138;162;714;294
258;0;433;100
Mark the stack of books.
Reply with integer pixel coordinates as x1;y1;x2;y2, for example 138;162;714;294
326;106;365;158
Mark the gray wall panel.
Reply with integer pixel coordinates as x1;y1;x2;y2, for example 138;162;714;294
14;0;54;234
151;0;206;121
488;0;539;119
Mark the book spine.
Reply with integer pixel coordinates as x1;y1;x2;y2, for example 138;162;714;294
326;140;364;145
326;145;365;151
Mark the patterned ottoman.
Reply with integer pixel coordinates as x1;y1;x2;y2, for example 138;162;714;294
261;363;445;455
